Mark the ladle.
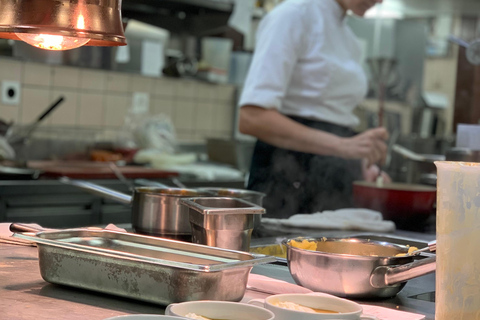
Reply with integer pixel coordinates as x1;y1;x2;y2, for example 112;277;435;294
405;240;436;256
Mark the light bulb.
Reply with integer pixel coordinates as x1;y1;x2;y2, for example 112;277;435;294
15;33;90;51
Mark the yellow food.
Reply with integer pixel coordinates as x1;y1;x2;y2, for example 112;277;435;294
395;246;419;257
289;239;317;251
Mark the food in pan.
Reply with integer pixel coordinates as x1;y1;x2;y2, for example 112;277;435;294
271;301;339;314
395;245;419;256
288;238;318;251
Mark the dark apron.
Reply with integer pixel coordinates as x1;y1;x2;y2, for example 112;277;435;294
247;115;362;219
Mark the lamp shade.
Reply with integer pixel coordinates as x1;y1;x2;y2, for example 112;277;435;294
0;0;126;49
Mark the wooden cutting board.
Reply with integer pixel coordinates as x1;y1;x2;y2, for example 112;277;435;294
28;161;179;179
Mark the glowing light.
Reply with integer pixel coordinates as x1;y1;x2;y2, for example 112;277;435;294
15;33;90;50
77;14;85;29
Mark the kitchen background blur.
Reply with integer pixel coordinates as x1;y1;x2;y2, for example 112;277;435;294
1;0;480;230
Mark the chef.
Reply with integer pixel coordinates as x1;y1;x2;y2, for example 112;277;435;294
239;0;390;219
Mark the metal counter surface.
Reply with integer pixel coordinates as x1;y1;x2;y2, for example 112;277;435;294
0;229;435;320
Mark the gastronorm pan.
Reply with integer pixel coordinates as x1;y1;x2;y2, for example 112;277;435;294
11;224;275;305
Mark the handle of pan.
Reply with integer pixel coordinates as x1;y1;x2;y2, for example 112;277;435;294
370;256;436;288
9;223;45;234
59;177;132;205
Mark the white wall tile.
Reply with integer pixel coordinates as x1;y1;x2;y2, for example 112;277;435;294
52;66;80;89
130;75;154;93
79;69;106;91
47;90;78;126
153;78;177;97
106;72;130;92
105;94;129;127
78;92;105;126
173;100;196;132
0;104;20;123
197;83;217;101
0;58;23;82
176;80;198;99
195;102;214;134
23;62;52;87
216;85;236;102
213;103;234;132
20;88;51;124
151;97;174;120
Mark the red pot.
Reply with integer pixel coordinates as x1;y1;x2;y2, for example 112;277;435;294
352;181;436;230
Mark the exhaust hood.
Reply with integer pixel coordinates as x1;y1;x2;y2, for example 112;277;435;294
121;0;234;36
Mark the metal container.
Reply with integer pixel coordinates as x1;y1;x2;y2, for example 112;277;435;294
180;197;265;252
61;178;212;238
445;147;480;162
284;237;436;299
11;225;275;305
197;187;265;230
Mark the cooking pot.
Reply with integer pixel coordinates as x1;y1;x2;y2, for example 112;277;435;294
284;237;436;299
60;178;212;239
352;181;436;230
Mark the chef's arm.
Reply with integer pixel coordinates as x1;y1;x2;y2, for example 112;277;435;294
239;105;388;167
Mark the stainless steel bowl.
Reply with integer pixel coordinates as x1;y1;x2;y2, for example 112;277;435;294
284;237;435;299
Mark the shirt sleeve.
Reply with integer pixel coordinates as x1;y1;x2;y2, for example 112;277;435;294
239;3;309;110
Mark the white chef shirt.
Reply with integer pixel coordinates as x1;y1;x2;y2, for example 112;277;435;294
239;0;367;128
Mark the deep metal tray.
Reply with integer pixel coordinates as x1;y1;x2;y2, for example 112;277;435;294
14;229;275;305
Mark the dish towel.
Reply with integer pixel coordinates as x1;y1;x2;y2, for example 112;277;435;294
244;274;425;320
262;208;396;232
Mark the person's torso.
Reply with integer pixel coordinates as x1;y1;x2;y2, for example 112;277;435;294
279;0;368;127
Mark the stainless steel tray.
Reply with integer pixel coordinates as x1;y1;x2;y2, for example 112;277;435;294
14;229;275;305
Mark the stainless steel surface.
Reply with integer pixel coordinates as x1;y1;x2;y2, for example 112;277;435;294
197;187;265;230
0;229;436;320
61;178;212;237
370;256;436;288
284;237;436;299
0;0;126;47
181;197;265;252
12;227;275;305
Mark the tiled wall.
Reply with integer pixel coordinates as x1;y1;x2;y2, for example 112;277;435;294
0;57;236;143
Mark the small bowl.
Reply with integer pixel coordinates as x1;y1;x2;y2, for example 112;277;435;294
166;301;275;320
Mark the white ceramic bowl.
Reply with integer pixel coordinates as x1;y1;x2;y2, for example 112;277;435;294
166;301;275;320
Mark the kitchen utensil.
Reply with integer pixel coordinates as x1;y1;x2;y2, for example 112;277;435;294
166;301;275;320
180;197;265;251
8;96;65;146
196;187;266;230
448;35;480;65
60;177;212;238
435;161;480;319
283;237;436;299
405;240;436;256
248;293;377;320
352;181;436;230
10;223;275;305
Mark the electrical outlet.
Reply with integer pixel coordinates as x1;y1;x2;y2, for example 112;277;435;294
1;80;21;105
131;92;150;114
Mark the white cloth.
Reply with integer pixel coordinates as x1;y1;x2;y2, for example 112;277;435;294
262;208;396;232
239;0;367;128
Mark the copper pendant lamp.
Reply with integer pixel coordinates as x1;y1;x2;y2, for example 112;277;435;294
0;0;126;51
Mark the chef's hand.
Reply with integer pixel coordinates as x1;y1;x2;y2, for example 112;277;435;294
338;127;388;167
362;161;392;184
